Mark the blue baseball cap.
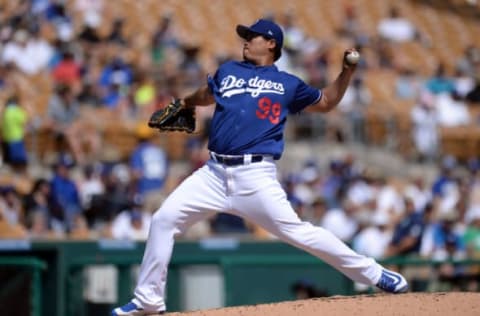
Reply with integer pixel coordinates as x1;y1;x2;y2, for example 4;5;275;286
236;19;283;61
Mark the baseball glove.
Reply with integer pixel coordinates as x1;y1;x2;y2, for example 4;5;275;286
148;99;196;133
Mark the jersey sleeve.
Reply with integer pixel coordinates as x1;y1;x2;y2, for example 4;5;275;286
207;69;223;106
289;78;322;114
207;71;219;94
207;61;230;94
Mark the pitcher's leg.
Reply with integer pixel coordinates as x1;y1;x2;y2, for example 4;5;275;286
232;183;382;286
133;166;226;312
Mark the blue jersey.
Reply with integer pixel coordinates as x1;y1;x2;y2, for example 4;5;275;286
207;61;321;159
391;212;426;254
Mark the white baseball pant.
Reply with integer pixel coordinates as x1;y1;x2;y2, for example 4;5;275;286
133;157;383;312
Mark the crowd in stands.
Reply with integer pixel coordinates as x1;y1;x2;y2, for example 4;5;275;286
1;2;480;286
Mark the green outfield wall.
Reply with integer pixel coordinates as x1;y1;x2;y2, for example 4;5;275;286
0;240;478;316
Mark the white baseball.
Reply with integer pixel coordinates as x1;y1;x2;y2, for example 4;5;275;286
346;51;360;65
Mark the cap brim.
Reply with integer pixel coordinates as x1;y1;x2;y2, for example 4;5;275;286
236;25;254;39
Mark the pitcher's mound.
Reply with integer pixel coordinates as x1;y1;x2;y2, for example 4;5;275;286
168;292;480;316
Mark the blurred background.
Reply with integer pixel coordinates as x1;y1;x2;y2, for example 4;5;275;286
1;0;480;315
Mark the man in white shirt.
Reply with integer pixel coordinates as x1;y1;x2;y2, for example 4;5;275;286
1;29;52;75
377;7;417;42
321;199;359;242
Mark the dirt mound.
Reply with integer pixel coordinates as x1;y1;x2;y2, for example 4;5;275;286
168;292;480;316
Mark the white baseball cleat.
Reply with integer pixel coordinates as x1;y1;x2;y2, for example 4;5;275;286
376;269;409;293
111;301;165;316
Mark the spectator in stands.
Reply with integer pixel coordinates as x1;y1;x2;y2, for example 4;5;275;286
293;160;322;206
23;178;64;233
151;14;180;65
77;24;102;44
352;199;392;294
0;189;27;239
292;196;310;221
107;18;128;46
69;213;92;239
50;158;82;231
277;12;305;72
24;179;51;217
129;124;169;209
453;67;475;99
432;156;458;199
78;164;105;212
301;43;330;89
374;174;405;225
353;212;392;259
410;90;439;162
84;163;131;227
101;83;129;112
98;57;133;90
455;45;480;78
395;67;423;100
31;0;50;16
370;36;395;69
425;63;456;95
282;173;304;212
46;82;79;122
73;0;104;32
320;160;347;208
306;197;328;226
1;29;40;75
47;38;68;69
45;84;101;165
336;74;371;143
421;210;466;260
279;12;305;54
385;198;432;257
0;95;29;172
111;198;152;241
341;153;362;180
0;186;24;228
77;82;101;106
465;76;480;104
45;1;74;42
337;4;363;42
321;198;359;243
423;210;468;290
346;173;376;209
52;51;82;90
27;210;57;239
435;90;471;127
133;73;156;118
178;44;205;90
100;85;132;118
28;28;54;72
377;6;425;44
403;176;432;214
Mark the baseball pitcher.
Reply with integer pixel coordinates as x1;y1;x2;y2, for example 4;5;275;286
112;18;408;316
